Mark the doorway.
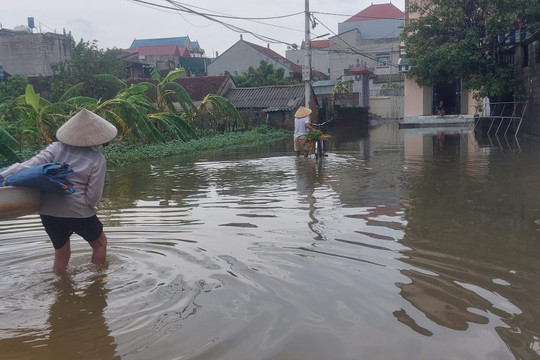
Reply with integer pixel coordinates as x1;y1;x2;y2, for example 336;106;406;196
433;81;461;115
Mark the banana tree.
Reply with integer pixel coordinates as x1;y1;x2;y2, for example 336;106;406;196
112;80;198;143
150;67;197;117
7;85;59;145
200;94;244;133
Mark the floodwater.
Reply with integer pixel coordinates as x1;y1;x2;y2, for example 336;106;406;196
1;121;540;360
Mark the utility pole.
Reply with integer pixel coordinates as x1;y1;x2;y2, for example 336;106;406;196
303;0;311;109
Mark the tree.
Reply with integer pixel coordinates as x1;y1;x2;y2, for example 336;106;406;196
232;60;298;87
400;0;540;100
0;75;28;102
200;94;245;133
48;40;127;101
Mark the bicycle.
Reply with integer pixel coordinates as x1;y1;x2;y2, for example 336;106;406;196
311;122;330;159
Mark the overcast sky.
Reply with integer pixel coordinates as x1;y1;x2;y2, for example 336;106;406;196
2;0;404;57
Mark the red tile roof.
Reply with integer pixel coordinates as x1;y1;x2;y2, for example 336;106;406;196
346;2;404;22
300;39;330;49
127;75;232;101
176;75;231;101
349;66;374;75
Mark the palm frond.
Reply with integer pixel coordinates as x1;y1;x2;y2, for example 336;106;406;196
163;67;185;83
166;82;197;114
97;99;164;143
202;94;244;130
150;67;162;82
149;113;198;141
119;83;154;98
0;126;21;162
64;96;100;108
93;74;126;89
59;83;85;102
24;85;41;114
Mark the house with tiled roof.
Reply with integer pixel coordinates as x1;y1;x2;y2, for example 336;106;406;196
331;2;404;81
126;37;209;76
130;36;191;52
123;44;191;74
223;84;319;130
323;3;404;118
208;36;307;82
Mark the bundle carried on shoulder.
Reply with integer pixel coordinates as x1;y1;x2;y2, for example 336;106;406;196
0;162;74;194
0;163;74;220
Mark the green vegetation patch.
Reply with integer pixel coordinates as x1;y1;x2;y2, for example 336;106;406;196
102;125;290;166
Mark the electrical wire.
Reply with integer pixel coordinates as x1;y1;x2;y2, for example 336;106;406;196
129;0;303;46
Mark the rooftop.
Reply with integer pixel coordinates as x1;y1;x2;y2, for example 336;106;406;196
224;84;305;112
130;37;190;49
346;2;404;22
125;44;190;57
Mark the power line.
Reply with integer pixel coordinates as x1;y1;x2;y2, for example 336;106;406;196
129;0;303;46
169;1;304;20
313;10;405;21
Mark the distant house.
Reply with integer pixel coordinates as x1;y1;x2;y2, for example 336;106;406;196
338;2;404;40
191;41;205;57
330;3;404;82
223;84;319;129
129;36;204;58
127;36;208;76
118;51;152;79
208;36;305;82
124;44;190;74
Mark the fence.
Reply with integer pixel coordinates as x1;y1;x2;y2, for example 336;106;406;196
471;101;528;136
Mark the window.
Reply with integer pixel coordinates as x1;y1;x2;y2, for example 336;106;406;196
376;54;390;67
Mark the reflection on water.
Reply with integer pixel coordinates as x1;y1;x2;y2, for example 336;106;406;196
1;123;540;359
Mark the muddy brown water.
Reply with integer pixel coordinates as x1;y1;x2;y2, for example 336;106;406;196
1;122;540;360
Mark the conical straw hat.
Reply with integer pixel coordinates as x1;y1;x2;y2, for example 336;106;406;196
294;106;312;118
56;109;118;147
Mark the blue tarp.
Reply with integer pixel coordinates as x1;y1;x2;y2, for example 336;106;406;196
0;163;74;194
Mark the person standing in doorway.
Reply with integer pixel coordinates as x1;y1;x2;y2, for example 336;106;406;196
294;106;316;157
0;109;117;273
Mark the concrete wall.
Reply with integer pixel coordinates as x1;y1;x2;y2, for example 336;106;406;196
370;95;404;119
338;19;404;40
285;48;330;75
0;30;72;77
